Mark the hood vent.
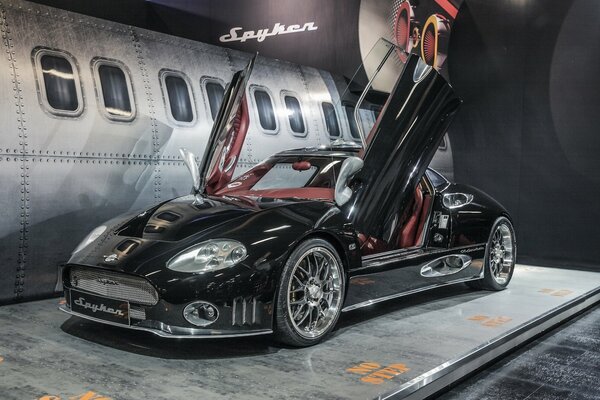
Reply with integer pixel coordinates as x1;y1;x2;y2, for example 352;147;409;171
144;224;165;234
156;211;181;222
115;239;140;255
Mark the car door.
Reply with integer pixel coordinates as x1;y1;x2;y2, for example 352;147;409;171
342;54;462;309
200;55;256;194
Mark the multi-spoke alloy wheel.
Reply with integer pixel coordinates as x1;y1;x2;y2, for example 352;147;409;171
468;217;516;291
287;247;343;339
275;238;345;346
489;222;514;285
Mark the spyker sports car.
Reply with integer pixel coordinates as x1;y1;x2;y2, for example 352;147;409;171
60;50;516;347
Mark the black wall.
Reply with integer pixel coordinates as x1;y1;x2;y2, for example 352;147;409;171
448;0;600;269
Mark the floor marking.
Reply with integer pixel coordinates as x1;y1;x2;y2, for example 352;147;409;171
467;315;512;327
351;277;375;286
538;288;574;297
346;362;410;384
39;391;112;400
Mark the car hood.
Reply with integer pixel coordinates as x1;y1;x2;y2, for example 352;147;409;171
67;193;336;278
114;194;307;242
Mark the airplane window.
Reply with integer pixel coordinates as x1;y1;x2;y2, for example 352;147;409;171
344;104;361;140
284;95;306;136
40;54;79;112
98;64;132;119
253;89;277;132
205;81;225;121
321;102;340;139
162;73;195;124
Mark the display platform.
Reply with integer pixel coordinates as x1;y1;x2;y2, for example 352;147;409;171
0;265;598;400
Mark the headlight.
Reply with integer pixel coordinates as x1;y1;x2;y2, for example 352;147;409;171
167;239;247;273
72;225;107;254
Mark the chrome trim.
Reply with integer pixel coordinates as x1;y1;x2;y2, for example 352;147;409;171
342;276;481;312
359;243;486;270
379;286;600;399
420;254;472;278
59;305;272;339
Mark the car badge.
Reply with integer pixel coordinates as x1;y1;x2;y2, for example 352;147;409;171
104;253;119;263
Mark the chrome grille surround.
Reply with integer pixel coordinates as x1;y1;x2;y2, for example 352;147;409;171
69;266;159;306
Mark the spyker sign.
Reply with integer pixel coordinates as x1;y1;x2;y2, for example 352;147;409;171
219;22;318;43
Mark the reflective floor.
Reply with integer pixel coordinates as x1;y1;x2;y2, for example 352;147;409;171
0;265;598;400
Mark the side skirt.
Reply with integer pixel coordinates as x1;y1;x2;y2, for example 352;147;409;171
341;276;482;312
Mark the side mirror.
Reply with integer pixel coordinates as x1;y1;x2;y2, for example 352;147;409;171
179;148;201;194
335;156;364;207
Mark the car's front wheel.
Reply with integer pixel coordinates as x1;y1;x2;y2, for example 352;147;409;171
274;238;345;347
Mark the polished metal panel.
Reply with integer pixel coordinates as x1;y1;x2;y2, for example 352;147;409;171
420;254;472;277
70;266;159;306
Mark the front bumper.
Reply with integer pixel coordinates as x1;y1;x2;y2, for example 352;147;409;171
59;304;272;339
62;263;275;338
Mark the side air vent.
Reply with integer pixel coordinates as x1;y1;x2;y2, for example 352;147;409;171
156;211;181;222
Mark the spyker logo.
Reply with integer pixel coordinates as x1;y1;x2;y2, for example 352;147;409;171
461;246;485;253
97;278;119;286
219;22;318;43
73;297;125;317
104;253;118;263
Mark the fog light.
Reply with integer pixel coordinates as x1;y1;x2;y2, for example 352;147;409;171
183;301;219;327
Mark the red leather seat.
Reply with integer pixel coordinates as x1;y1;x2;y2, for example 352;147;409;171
399;187;424;248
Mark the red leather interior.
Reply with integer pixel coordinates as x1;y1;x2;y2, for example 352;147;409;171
220;187;334;202
358;185;431;254
292;160;312;171
399;187;424;248
205;96;250;194
415;194;431;246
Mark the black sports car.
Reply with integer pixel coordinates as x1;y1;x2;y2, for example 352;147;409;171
60;50;516;347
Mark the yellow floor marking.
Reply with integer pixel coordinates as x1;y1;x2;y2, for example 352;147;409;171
346;361;410;385
467;315;512;327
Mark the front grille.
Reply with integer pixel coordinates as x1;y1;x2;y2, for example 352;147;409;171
129;305;147;320
69;266;159;306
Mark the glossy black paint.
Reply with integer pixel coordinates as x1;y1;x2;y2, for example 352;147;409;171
345;56;462;244
62;56;511;337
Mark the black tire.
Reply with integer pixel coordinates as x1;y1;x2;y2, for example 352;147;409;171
467;217;516;291
274;238;346;347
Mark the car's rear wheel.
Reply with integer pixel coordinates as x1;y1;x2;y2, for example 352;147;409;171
274;238;345;347
468;217;516;291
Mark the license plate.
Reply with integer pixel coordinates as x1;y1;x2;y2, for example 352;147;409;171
70;289;130;325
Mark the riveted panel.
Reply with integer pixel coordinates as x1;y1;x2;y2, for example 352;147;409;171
133;28;236;159
24;157;157;299
4;2;155;157
0;157;25;303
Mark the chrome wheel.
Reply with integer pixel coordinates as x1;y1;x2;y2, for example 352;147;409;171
286;247;343;339
489;222;515;285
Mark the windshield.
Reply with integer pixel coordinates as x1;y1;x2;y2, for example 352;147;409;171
216;155;347;199
214;39;408;201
